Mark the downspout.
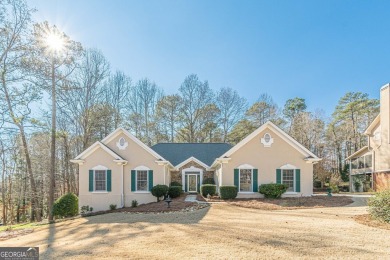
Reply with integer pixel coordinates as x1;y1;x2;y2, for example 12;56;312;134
163;164;166;185
121;163;124;208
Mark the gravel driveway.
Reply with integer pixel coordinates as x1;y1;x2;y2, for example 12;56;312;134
3;201;390;259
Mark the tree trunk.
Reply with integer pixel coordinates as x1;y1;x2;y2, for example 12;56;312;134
48;60;56;222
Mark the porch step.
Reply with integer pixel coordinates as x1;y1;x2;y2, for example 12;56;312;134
184;195;198;202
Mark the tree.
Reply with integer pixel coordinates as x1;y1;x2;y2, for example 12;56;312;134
59;48;109;150
131;78;162;145
30;21;82;221
0;0;43;222
216;87;247;142
104;70;131;128
155;94;182;142
246;93;279;127
227;119;257;144
178;74;214;142
283;97;307;132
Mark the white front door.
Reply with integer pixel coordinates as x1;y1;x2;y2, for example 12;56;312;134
188;174;198;193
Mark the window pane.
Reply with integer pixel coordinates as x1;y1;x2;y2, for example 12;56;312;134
351;159;357;169
137;170;148;191
240;169;252;192
358;157;364;169
365;155;372;168
95;170;106;191
282;169;294;192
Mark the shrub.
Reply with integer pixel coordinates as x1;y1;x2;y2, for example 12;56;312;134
151;184;169;202
202;178;215;185
220;186;238;199
170;181;182;187
259;183;288;199
200;184;216;197
109;204;117;210
330;183;340;193
131;200;138;207
354;180;362;192
53;192;79;218
168;186;182;198
369;189;390;223
80;205;93;214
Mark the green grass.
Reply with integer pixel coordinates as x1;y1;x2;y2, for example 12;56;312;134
0;222;37;232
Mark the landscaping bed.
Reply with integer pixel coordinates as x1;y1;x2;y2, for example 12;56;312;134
355;214;390;231
223;196;353;210
116;195;207;213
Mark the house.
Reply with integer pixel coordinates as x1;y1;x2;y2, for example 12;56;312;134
71;121;321;211
346;84;390;192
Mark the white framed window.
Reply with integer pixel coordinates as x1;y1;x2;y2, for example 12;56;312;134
95;170;107;191
136;170;148;191
239;169;253;192
282;169;294;192
261;133;274;147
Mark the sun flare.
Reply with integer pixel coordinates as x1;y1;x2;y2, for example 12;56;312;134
45;32;64;52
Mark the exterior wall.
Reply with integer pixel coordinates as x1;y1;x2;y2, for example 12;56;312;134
79;147;122;212
375;85;390;172
221;128;313;198
79;132;166;211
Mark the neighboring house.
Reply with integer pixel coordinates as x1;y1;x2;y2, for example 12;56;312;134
346;84;390;192
71;121;321;211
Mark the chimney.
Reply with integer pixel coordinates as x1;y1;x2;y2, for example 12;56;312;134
380;83;390;143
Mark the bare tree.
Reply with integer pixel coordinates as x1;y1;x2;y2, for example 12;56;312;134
178;74;214;142
216;87;247;142
104;70;131;128
0;0;43;222
155;94;182;142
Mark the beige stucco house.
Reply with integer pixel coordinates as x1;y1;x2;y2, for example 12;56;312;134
71;121;321;211
347;83;390;192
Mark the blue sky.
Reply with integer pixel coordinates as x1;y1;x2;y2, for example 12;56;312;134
29;0;390;117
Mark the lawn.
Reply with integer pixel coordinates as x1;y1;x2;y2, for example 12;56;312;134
1;199;390;259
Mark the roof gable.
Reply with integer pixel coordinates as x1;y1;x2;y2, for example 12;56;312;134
73;141;125;161
101;127;165;160
219;121;320;160
364;114;380;135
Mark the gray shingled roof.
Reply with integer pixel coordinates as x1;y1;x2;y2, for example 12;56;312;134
151;143;232;166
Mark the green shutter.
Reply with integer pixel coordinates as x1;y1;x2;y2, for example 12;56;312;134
131;170;136;191
185;175;188;192
276;169;281;184
253;169;258;192
107;170;112;192
197;175;200;193
234;169;239;188
89;170;94;192
296;169;301;192
148;170;153;191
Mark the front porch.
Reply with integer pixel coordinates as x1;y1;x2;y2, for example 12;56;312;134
170;161;214;193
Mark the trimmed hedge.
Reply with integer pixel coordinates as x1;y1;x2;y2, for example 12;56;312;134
369;189;390;223
53;192;79;218
202;178;215;185
168;186;182;198
151;185;169;202
200;184;216;197
220;186;238;200
259;183;288;199
170;181;182;187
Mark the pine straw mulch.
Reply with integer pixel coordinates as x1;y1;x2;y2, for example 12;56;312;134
222;196;354;210
115;194;208;213
355;214;390;231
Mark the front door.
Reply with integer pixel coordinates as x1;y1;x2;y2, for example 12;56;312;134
188;174;198;193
